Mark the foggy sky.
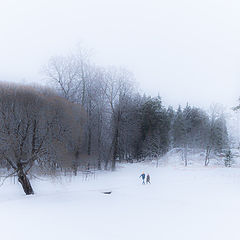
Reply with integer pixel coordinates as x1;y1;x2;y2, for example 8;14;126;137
0;0;240;109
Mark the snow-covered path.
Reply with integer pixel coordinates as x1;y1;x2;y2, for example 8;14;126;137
1;163;240;240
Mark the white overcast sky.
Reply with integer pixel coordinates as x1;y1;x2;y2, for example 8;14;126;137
0;0;240;109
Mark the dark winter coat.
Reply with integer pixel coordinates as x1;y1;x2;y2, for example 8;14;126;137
146;175;150;182
140;173;145;179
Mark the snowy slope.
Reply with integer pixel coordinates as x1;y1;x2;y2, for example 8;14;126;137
1;163;240;240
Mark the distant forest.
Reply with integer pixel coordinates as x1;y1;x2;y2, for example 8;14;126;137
0;50;229;194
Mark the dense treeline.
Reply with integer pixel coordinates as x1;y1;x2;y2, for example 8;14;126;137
44;51;229;169
0;50;229;194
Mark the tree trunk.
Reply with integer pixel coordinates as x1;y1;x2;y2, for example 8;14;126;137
112;112;120;171
87;101;92;156
97;159;101;170
104;159;109;170
18;170;34;195
87;127;92;156
112;126;119;171
182;144;188;167
73;150;79;176
205;146;211;166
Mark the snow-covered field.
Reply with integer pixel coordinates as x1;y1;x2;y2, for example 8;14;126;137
1;162;240;240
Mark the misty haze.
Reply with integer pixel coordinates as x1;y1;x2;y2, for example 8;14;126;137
0;1;240;240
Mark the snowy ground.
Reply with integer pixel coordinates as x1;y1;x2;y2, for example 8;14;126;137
1;162;240;240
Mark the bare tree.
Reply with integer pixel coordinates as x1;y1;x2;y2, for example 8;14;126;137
44;49;91;104
100;67;135;170
0;84;83;194
205;104;228;166
44;51;99;162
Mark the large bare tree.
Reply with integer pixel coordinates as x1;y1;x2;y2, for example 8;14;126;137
0;84;83;194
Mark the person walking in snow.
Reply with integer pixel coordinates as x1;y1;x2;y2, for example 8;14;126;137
146;174;151;184
139;172;146;184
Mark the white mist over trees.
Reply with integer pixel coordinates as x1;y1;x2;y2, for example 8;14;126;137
44;51;229;168
0;49;230;195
